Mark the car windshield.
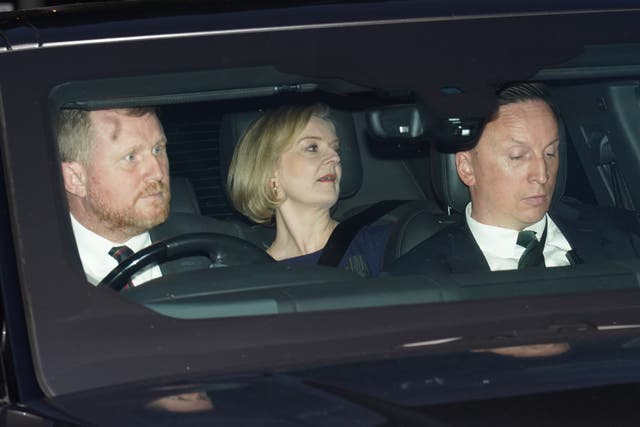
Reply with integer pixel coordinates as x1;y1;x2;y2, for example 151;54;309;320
50;47;640;320
4;0;640;413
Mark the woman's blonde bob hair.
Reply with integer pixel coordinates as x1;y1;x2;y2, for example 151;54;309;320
227;103;333;224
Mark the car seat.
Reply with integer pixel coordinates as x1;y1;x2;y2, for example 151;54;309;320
156;175;250;241
430;116;569;217
218;107;364;248
378;117;571;273
169;176;201;215
218;107;446;265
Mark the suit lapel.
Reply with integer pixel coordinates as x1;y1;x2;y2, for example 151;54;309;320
446;220;492;273
550;203;601;265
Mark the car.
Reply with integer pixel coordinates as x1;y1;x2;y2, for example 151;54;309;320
3;0;640;425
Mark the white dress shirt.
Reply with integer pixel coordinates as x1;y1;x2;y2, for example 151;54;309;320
465;203;573;271
70;214;162;286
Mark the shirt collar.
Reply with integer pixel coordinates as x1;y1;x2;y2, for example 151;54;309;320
70;214;151;284
466;202;550;260
71;214;150;251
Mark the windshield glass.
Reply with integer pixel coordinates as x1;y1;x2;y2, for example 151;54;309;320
51;60;640;320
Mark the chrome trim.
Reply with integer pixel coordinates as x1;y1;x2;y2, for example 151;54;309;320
401;337;463;348
2;8;639;52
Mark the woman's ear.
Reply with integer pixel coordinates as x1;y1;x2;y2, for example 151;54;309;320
268;174;279;196
269;169;286;201
61;161;88;197
455;150;476;187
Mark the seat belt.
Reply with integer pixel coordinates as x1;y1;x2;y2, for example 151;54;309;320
317;200;405;267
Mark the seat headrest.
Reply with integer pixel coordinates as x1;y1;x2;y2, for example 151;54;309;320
431;117;568;214
430;148;469;214
219;108;362;200
169;176;201;215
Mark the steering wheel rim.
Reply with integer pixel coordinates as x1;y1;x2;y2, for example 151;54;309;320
97;232;274;291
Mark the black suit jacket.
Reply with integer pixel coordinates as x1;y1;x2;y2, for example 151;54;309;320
388;201;640;275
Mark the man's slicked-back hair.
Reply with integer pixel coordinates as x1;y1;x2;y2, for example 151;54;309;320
495;81;559;119
458;82;559;152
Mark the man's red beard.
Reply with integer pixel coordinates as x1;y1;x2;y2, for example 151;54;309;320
87;181;171;237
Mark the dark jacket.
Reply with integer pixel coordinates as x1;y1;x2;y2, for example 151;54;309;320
388;201;640;275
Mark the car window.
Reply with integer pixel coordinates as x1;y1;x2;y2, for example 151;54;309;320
49;57;640;322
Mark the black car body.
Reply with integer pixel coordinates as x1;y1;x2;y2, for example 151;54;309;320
3;0;640;425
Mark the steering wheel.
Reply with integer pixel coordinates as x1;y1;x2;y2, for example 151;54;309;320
97;232;274;291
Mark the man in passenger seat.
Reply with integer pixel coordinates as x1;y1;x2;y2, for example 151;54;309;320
57;107;220;286
389;82;640;274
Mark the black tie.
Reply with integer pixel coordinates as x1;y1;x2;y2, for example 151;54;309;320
108;245;135;289
517;230;545;269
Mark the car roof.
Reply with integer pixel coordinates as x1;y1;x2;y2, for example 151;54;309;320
6;0;640;120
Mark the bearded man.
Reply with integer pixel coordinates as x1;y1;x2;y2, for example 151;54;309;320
58;108;172;285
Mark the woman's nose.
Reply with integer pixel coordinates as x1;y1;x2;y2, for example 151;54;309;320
325;147;341;164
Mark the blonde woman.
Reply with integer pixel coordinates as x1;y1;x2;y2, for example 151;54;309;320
228;104;390;277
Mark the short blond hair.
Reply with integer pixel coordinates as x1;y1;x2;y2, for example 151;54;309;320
56;107;156;164
227;104;332;224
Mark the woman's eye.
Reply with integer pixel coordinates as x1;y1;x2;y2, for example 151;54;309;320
305;144;318;152
545;150;557;158
124;153;136;162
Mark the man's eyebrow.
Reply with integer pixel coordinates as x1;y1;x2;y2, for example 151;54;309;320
506;138;527;146
131;137;167;148
507;137;560;146
114;138;166;155
545;137;560;147
118;142;142;153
